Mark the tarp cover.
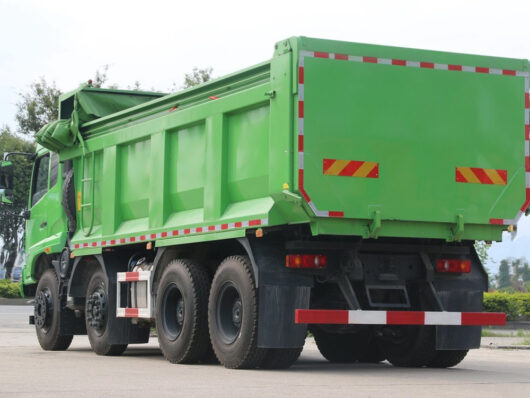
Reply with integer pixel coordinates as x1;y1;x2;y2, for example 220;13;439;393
35;86;163;152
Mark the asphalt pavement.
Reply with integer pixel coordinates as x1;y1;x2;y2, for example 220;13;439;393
1;305;529;397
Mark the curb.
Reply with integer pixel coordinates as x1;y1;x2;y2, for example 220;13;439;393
0;298;33;306
481;345;530;350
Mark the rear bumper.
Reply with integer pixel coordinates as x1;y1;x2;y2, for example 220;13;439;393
295;309;506;326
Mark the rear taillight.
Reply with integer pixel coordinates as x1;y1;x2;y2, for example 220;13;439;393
286;254;327;269
436;259;471;273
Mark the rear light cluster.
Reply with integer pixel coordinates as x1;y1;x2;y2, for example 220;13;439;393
286;254;327;269
436;259;471;273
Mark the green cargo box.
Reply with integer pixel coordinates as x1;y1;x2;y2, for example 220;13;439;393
50;37;528;253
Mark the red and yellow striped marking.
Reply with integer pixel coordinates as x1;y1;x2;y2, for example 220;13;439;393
455;167;507;185
323;159;379;178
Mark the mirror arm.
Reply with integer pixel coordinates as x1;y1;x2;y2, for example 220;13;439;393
4;152;36;161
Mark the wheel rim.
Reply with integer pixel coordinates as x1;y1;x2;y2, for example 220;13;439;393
34;288;52;333
161;283;185;341
86;287;107;336
216;282;242;345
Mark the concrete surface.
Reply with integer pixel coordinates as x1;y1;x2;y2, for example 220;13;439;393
1;305;529;397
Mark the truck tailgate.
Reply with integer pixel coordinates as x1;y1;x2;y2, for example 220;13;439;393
297;48;529;228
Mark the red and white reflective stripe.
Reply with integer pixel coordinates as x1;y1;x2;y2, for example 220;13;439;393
117;271;151;282
72;218;268;250
117;308;150;318
298;50;530;221
491;78;530;226
295;309;506;326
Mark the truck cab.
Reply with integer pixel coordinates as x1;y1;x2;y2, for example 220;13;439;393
22;148;68;292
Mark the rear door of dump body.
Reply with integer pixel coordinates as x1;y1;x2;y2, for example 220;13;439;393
296;42;529;227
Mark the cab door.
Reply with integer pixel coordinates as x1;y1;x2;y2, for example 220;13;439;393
25;153;66;253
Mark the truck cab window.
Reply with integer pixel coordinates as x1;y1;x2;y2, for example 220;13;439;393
49;153;59;189
31;154;50;207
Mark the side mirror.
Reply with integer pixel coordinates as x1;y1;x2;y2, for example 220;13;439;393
0;188;13;204
0;160;14;190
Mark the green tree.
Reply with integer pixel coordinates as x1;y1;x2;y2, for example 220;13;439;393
181;67;213;89
475;241;495;290
15;78;61;136
0;126;35;278
498;259;512;289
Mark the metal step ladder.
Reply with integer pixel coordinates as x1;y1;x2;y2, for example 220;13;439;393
80;152;95;237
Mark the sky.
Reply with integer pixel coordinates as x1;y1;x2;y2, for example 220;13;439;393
1;0;530;272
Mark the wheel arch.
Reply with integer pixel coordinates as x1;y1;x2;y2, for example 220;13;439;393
151;238;257;295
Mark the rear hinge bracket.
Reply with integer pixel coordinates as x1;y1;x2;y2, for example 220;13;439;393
450;214;464;242
274;40;292;55
365;210;381;239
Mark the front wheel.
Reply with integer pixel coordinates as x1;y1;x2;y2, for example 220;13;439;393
34;269;73;351
85;269;127;356
208;256;267;369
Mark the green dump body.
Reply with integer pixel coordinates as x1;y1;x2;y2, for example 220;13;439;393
48;37;528;255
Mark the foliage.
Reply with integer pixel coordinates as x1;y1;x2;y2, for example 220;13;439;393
498;259;512;289
15;78;61;136
0;280;21;298
181;67;213;89
474;241;491;265
474;241;495;290
483;292;530;321
0;127;35;278
495;257;530;292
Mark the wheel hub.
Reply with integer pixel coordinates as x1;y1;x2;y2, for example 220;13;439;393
34;288;52;331
232;299;242;327
216;283;242;344
176;299;185;325
86;288;107;334
162;283;185;341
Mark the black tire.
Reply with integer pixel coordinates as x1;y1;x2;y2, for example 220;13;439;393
312;328;384;363
379;325;436;367
61;168;76;234
85;269;127;356
428;350;468;368
260;348;303;369
34;269;73;351
155;259;211;364
208;256;267;369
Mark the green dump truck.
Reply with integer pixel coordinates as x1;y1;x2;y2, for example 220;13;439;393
1;36;527;369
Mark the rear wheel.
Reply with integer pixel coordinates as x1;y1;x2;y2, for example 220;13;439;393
208;256;267;369
428;350;468;368
260;348;303;369
312;328;384;363
155;259;211;364
34;269;73;351
85;269;127;356
379;325;436;367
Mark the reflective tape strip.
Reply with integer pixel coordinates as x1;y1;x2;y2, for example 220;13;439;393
72;218;268;251
117;308;151;318
294;309;506;326
117;271;151;282
455;166;507;185
323;159;379;178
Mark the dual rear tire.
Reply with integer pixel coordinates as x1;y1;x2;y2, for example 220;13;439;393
155;255;302;369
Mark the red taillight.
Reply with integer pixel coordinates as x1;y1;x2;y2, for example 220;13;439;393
436;259;471;273
286;254;327;269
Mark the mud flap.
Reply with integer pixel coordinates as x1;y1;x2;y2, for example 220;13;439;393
258;284;310;348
